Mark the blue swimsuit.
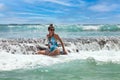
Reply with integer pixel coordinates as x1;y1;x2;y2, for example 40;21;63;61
48;36;58;52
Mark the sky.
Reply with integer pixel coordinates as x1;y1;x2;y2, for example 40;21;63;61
0;0;120;24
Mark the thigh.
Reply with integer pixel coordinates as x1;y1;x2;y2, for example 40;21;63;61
48;49;60;56
38;49;49;55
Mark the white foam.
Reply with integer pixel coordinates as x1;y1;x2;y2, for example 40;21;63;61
0;50;63;71
0;50;120;71
82;25;100;31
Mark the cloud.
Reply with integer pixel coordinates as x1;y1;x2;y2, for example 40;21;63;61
114;14;120;18
96;17;110;20
43;0;71;6
11;12;49;16
0;3;6;10
0;15;59;24
78;0;87;7
39;8;64;13
0;13;4;17
89;3;118;12
0;17;30;24
23;0;71;6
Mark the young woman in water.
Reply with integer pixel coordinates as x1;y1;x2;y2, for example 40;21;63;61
38;24;67;56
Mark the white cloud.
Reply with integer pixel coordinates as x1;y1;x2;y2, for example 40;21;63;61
114;14;120;18
0;16;59;24
0;13;4;17
44;0;71;6
89;3;118;12
39;8;64;13
13;12;49;16
78;0;86;7
0;3;6;10
0;17;30;24
23;0;34;3
23;0;71;6
96;17;110;19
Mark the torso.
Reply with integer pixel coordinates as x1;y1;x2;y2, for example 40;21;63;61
47;34;58;40
47;34;59;52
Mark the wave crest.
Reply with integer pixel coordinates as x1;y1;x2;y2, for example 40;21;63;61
0;24;120;32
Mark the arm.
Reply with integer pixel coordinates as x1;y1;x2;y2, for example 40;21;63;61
57;34;67;54
45;35;50;48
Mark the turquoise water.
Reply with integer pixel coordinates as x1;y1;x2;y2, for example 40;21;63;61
0;24;120;38
0;24;120;80
0;60;120;80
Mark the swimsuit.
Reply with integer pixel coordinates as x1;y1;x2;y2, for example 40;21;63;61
48;36;58;52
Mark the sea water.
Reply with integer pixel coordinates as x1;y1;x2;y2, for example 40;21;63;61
0;24;120;80
0;24;120;38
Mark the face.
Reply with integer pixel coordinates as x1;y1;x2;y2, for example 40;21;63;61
48;28;54;35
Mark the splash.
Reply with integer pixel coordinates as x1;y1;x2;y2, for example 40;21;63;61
0;37;120;71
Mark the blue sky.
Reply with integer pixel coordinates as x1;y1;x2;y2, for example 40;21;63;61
0;0;120;24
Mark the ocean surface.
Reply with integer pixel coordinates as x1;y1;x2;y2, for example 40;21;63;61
0;24;120;80
0;24;120;38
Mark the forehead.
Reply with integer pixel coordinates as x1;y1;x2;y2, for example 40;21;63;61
50;27;54;29
49;27;54;29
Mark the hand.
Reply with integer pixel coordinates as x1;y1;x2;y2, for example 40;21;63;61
63;50;67;55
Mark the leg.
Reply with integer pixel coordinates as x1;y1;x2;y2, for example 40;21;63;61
48;49;60;56
37;50;49;55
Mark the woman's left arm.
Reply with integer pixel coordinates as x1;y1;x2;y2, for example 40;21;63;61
56;34;67;54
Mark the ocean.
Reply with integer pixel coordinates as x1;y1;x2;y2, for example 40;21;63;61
0;24;120;80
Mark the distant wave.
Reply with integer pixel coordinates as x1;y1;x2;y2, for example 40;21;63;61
0;24;120;32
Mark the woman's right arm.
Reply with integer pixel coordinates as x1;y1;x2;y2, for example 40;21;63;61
45;35;49;46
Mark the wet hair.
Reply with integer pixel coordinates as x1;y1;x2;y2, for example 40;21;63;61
48;24;55;31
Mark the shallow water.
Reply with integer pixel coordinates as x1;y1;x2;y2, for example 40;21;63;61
0;24;120;80
0;60;120;80
0;24;120;39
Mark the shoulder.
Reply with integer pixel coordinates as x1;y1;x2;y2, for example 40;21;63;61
54;34;60;40
54;34;59;37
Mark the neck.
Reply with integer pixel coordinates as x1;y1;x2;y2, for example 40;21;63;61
49;33;54;37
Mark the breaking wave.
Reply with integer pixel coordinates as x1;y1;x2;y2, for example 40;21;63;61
1;37;120;71
0;24;120;32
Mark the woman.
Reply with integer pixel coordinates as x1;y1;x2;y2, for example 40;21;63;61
38;24;67;56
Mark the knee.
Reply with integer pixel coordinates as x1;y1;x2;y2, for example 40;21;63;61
37;50;45;55
55;49;60;55
37;51;41;54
